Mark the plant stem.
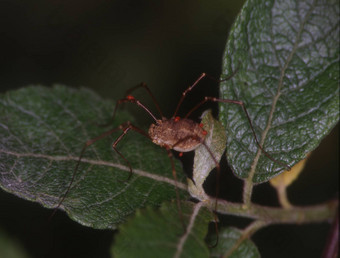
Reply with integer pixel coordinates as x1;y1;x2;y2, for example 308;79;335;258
204;198;338;225
276;183;293;209
242;172;254;207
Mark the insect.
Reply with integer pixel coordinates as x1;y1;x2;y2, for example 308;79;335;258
51;70;290;233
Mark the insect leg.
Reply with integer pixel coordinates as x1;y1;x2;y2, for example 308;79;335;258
172;136;220;244
112;122;150;180
199;141;220;247
125;82;164;118
99;94;159;127
173;67;239;118
185;97;290;170
211;98;290;170
164;147;186;231
49;126;123;220
173;73;207;118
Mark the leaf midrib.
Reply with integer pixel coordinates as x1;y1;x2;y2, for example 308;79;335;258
0;149;187;190
250;1;317;175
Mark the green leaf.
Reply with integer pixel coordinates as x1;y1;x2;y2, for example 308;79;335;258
112;201;214;258
208;227;260;258
220;0;339;182
0;85;187;229
0;227;30;258
189;110;227;201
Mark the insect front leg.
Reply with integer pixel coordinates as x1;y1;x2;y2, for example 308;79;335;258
112;122;150;180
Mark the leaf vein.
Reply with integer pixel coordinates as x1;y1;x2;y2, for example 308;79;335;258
253;0;317;171
0;149;187;190
174;202;203;258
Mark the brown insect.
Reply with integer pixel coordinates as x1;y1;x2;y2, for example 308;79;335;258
51;71;289;233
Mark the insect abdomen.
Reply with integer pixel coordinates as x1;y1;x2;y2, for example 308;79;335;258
148;118;206;152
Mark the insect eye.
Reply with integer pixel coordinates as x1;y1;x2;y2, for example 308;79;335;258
202;130;207;135
174;116;181;122
126;95;135;100
199;123;204;128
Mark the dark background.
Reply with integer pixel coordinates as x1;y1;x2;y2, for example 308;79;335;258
0;1;338;258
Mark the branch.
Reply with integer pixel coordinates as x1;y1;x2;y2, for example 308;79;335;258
203;198;338;224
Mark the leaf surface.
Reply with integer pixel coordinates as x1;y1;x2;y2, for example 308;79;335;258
189;110;227;201
112;201;213;258
0;227;30;258
220;0;339;182
0;85;187;229
208;227;260;258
